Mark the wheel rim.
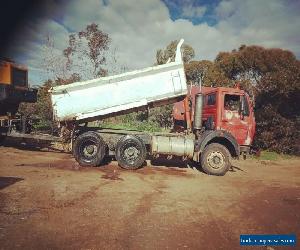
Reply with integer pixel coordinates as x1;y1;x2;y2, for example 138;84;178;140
121;141;141;165
79;140;98;161
207;151;225;170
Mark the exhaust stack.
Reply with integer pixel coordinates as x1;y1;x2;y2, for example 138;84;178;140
193;93;203;130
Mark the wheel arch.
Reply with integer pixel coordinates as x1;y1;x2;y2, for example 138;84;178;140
197;130;240;158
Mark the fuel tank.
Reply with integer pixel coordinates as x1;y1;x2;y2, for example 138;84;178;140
151;135;194;158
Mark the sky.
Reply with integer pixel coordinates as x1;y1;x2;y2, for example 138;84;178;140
5;0;300;85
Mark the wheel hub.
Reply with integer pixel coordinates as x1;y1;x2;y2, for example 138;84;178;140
124;146;139;162
207;151;225;169
82;143;97;158
86;145;95;154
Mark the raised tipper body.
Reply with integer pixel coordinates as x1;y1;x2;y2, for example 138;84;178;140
50;40;187;122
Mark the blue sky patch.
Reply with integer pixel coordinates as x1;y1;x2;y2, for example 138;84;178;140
162;0;220;26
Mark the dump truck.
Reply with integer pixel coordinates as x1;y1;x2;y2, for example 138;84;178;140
49;39;256;175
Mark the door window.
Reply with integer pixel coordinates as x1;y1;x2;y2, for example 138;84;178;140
224;94;240;112
207;93;216;106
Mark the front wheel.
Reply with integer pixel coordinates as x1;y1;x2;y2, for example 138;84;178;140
200;143;231;176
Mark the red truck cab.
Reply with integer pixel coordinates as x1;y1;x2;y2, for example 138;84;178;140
173;85;256;152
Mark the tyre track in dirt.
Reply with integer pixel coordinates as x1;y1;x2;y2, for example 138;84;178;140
115;173;169;249
1;145;300;249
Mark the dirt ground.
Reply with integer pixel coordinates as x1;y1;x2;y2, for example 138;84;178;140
0;140;299;250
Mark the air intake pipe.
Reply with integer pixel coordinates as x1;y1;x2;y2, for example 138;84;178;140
193;93;203;130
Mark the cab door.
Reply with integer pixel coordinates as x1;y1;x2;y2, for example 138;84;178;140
220;93;250;145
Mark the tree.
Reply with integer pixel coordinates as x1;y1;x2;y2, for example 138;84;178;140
156;40;195;65
143;40;195;129
215;45;300;154
19;74;81;132
20;22;130;135
42;34;70;81
185;60;231;87
63;23;111;80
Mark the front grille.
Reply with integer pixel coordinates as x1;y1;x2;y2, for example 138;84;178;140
12;67;27;87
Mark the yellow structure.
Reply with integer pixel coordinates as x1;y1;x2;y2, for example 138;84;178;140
0;60;28;88
0;59;36;116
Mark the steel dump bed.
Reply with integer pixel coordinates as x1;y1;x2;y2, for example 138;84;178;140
49;39;187;122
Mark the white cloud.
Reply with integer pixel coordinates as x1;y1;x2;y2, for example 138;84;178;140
215;0;300;52
60;0;228;70
11;19;70;83
182;5;207;18
11;0;300;85
215;0;234;19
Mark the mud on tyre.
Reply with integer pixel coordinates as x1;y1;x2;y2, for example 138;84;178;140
73;131;106;167
200;143;231;176
115;135;147;170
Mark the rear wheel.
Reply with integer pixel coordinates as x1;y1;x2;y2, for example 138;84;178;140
73;131;106;167
115;135;147;170
201;143;231;176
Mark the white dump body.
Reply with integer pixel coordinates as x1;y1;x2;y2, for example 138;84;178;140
50;39;187;122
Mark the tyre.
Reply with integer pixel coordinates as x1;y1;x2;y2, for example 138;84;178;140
115;135;147;170
200;143;231;176
73;131;106;167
